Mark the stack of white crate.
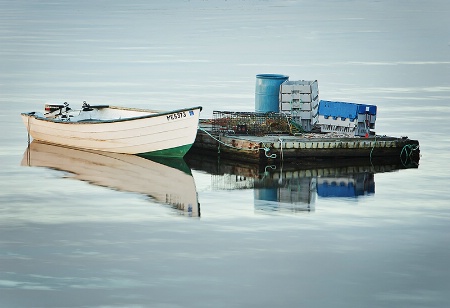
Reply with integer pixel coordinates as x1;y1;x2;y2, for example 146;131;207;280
279;80;319;132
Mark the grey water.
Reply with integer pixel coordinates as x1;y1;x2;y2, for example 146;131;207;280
1;0;450;307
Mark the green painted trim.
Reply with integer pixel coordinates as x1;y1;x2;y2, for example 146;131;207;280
137;143;193;158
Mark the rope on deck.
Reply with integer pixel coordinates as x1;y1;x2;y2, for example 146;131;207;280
198;127;277;158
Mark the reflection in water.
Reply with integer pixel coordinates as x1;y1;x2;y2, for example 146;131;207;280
186;152;418;214
317;173;374;198
22;141;200;217
254;173;317;213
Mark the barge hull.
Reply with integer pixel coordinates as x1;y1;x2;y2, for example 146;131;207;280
192;130;420;165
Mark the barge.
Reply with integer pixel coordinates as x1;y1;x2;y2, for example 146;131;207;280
192;127;420;165
190;74;420;165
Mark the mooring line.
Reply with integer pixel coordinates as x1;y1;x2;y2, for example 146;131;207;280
369;134;377;166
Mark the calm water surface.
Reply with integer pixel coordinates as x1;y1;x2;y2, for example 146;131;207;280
1;1;450;307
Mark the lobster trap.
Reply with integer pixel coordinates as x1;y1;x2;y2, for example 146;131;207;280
212;111;292;136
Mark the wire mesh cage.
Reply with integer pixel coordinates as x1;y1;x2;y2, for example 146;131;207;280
212;111;292;136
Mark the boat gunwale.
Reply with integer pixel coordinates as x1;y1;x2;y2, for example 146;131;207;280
21;106;203;124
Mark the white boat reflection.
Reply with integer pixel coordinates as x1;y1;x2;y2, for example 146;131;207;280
22;141;200;217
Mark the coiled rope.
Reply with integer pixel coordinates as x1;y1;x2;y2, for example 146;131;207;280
400;143;420;166
198;127;277;158
369;135;419;167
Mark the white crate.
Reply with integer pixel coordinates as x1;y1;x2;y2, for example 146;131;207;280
285;110;317;119
281;102;315;111
311;112;318;125
280;93;318;103
357;113;376;125
302;119;314;132
280;102;294;111
311;98;319;109
280;98;319;112
311;80;319;96
356;122;371;137
291;115;318;132
317;115;357;128
318;124;357;135
280;80;319;96
292;112;318;121
317;115;374;136
299;110;318;119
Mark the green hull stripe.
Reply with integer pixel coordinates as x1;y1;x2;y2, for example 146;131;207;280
137;144;193;158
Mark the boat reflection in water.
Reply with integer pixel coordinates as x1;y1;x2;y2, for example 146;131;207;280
185;151;418;214
22;141;200;217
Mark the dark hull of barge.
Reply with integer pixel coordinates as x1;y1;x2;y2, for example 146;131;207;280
191;129;420;165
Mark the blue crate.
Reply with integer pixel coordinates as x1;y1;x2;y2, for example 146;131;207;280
319;100;377;121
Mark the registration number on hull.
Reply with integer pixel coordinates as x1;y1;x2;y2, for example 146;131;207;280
166;110;194;121
166;112;186;121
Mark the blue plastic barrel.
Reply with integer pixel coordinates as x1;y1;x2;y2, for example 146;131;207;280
255;74;289;113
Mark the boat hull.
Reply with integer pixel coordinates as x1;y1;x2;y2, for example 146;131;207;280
21;106;202;157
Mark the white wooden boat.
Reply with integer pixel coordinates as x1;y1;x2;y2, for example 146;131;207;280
22;141;200;216
21;102;202;157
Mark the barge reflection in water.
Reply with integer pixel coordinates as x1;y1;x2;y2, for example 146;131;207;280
185;151;418;214
22;141;200;217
